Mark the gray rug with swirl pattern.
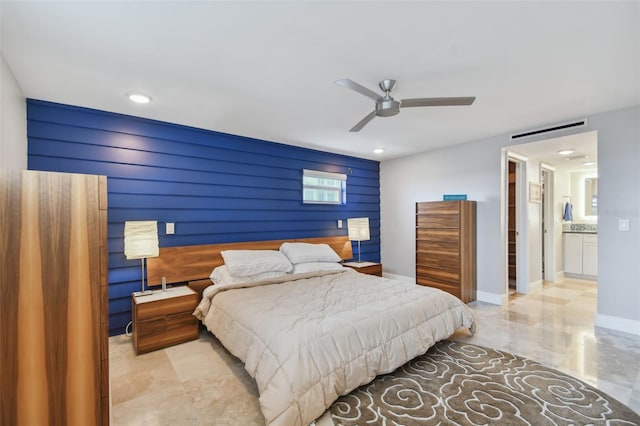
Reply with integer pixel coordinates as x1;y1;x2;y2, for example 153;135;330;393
330;340;640;425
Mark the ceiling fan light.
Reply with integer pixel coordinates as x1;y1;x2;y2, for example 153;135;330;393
558;149;574;156
336;78;475;132
127;93;151;104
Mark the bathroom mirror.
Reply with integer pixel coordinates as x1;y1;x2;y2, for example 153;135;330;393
585;178;598;216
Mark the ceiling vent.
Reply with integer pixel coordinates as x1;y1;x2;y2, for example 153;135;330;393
510;119;588;141
565;154;589;161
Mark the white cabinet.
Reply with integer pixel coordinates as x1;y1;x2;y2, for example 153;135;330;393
582;235;598;276
563;233;583;274
563;233;597;277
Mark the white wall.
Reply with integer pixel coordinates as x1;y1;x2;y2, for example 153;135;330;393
0;52;27;170
381;105;640;333
381;133;504;296
591;106;640;334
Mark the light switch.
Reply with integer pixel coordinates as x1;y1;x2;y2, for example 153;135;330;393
166;222;175;234
337;220;343;229
618;219;629;232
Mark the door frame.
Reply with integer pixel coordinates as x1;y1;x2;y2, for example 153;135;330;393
503;150;529;298
541;165;556;282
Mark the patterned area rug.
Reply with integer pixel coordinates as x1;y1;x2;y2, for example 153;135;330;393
330;340;640;425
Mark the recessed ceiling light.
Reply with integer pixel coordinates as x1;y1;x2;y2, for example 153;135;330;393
558;149;574;156
583;161;596;166
373;148;384;154
127;93;151;104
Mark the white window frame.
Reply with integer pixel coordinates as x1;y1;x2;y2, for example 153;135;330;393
302;169;347;205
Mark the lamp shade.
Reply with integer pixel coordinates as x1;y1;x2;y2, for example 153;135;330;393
124;221;159;259
347;217;370;242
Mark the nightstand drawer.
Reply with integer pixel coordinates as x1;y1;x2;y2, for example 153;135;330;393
136;312;198;354
137;294;197;319
343;262;382;276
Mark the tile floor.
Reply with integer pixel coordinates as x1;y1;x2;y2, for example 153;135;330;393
109;278;640;425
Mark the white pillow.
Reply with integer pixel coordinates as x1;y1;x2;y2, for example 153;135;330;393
209;265;288;286
279;242;342;264
220;249;293;277
292;262;345;274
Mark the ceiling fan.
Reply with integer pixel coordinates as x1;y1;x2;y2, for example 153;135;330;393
335;79;475;132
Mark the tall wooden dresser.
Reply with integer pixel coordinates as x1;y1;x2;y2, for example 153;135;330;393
0;170;109;425
416;200;477;303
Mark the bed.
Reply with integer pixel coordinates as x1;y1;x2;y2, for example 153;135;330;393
147;236;475;426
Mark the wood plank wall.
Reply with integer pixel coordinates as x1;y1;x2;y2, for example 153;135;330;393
26;99;381;335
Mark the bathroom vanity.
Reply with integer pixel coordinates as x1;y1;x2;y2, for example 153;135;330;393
563;224;597;279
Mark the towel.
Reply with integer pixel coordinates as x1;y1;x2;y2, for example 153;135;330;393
563;202;573;222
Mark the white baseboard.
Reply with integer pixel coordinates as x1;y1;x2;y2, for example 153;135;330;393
555;271;564;282
529;280;543;293
382;272;414;282
563;272;598;282
476;291;505;306
595;313;640;336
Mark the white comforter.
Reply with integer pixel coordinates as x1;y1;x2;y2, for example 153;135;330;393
193;269;475;426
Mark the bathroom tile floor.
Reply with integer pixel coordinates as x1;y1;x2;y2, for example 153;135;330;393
109;277;640;425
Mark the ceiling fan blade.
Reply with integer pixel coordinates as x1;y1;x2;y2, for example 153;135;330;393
336;79;382;101
400;97;476;108
350;111;377;132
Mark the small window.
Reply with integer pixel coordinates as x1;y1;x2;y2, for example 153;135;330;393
302;169;347;205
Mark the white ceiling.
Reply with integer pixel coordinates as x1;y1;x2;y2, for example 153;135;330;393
1;1;638;161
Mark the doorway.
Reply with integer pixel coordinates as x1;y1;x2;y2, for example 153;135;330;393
508;160;517;293
504;153;528;298
501;130;597;305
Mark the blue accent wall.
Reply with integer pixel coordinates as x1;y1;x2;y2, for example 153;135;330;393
26;99;380;336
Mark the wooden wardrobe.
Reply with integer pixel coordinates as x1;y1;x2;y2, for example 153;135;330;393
416;200;477;303
0;170;109;425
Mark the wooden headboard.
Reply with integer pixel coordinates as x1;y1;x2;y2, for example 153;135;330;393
147;236;353;286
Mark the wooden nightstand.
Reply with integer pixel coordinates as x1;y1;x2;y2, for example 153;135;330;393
343;262;382;277
132;286;199;354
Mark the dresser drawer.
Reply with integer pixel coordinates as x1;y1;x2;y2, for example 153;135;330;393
416;266;460;285
416;240;459;257
416;228;460;243
417;253;460;271
416;201;460;215
416;214;460;229
416;277;461;299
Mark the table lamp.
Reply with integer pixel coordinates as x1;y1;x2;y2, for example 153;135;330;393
124;220;159;296
347;217;370;263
